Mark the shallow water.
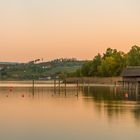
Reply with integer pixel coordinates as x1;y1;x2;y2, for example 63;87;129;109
0;84;140;140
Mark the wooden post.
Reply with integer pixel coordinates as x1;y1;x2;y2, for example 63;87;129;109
32;80;35;97
88;80;90;93
124;82;126;90
54;79;56;93
76;80;79;96
134;82;137;94
76;89;79;98
132;82;133;93
33;80;35;88
65;80;66;89
77;80;79;89
128;82;129;91
114;81;117;87
82;80;85;93
122;81;124;91
64;79;67;96
59;78;61;94
136;82;139;100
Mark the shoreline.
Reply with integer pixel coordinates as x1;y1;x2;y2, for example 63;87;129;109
0;77;123;88
0;81;121;88
65;77;122;84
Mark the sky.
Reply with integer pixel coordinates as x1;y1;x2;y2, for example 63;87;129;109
0;0;140;62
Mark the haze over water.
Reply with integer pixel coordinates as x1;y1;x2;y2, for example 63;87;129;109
0;84;140;140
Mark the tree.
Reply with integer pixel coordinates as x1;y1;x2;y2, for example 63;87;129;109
98;56;118;77
127;45;140;66
89;53;102;76
103;48;117;59
102;48;126;76
81;61;92;76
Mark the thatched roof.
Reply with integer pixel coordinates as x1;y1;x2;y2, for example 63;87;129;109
122;66;140;77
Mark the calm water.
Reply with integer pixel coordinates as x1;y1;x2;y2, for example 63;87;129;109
0;84;140;140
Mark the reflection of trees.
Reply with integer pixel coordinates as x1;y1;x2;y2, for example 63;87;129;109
83;86;124;103
82;86;140;123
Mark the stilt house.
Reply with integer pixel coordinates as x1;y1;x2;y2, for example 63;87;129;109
122;66;140;94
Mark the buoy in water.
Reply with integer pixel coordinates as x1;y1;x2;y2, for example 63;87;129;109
125;93;128;98
9;87;13;92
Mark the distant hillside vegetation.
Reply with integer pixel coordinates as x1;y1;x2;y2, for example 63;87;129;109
0;58;84;80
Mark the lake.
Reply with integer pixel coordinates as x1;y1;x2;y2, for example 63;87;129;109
0;82;140;140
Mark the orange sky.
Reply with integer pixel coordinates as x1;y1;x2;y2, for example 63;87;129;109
0;0;140;62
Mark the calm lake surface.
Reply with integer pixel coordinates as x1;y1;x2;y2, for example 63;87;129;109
0;82;140;140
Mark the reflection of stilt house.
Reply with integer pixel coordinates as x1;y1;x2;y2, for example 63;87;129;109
122;66;140;95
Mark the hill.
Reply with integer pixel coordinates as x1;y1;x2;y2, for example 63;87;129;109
0;58;84;80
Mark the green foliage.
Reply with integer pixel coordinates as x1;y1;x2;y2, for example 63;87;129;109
73;46;140;77
127;45;140;66
103;48;117;59
98;56;117;76
81;61;92;76
100;48;126;76
89;54;102;76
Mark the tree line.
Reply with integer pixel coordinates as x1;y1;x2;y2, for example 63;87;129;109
70;45;140;77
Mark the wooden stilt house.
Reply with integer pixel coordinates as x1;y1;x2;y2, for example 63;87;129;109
122;66;140;94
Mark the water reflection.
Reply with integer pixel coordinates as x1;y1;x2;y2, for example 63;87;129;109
82;86;140;125
0;86;140;140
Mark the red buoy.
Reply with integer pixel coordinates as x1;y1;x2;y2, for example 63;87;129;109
9;89;12;92
125;93;128;98
9;87;13;92
22;94;24;98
